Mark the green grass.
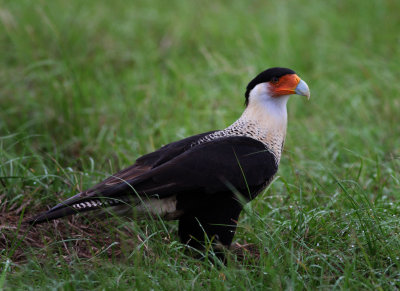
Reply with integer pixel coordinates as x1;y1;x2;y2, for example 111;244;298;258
1;0;400;289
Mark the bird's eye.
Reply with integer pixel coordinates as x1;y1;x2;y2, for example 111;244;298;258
271;77;279;84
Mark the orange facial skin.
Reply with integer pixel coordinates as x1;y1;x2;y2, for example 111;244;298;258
269;74;301;97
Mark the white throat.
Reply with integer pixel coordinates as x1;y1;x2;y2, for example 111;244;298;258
242;94;289;131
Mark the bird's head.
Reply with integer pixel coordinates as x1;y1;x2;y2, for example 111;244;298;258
245;67;310;107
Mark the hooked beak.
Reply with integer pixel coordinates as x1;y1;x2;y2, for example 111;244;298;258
295;79;310;100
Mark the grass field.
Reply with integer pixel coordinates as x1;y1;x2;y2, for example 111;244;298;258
1;0;400;289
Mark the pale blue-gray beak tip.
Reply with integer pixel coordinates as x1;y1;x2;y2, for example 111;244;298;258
295;79;310;100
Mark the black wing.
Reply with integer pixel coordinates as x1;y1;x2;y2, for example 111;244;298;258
28;135;277;224
130;136;277;200
84;130;218;189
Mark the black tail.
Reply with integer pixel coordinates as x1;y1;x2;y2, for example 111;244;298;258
27;205;87;225
26;195;132;226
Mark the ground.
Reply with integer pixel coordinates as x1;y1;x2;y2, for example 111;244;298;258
1;0;400;289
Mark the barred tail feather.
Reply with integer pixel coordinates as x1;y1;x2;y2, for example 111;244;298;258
26;196;131;225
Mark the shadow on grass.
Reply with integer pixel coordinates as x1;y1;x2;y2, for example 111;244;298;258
1;206;140;264
1;202;263;266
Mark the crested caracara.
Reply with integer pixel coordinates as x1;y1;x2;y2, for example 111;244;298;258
28;67;310;250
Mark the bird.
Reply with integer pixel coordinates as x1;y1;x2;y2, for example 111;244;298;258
27;67;310;250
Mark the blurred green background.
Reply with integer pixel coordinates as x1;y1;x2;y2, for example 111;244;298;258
1;0;400;289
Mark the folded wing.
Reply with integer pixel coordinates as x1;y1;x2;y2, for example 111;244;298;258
28;134;277;225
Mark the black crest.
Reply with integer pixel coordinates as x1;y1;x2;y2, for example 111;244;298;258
245;67;296;106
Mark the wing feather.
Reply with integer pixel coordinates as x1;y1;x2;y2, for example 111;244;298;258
28;135;277;224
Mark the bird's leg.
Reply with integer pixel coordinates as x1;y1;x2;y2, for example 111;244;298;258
178;195;243;259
